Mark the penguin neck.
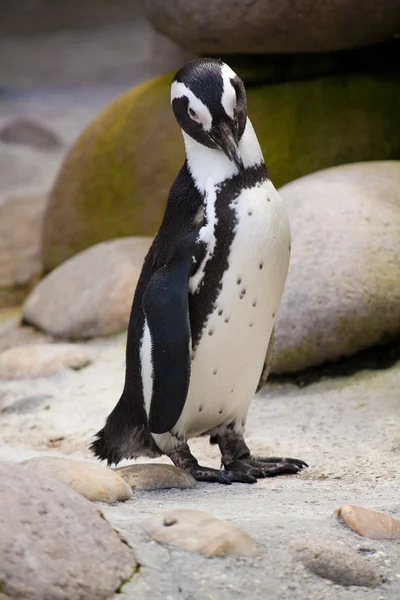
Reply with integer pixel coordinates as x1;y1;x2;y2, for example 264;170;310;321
182;117;265;194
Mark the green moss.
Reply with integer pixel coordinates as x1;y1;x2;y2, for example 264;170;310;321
249;73;400;188
43;71;400;271
115;563;140;594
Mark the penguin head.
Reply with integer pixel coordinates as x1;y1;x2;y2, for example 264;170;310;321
171;58;247;173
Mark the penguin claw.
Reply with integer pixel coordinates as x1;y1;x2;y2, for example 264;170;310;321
262;464;302;477
256;457;309;469
252;457;308;475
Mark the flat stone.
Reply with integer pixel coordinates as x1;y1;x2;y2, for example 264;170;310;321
293;537;381;587
0;193;48;307
273;161;400;373
23;237;152;338
336;504;400;540
115;463;196;490
0;119;61;149
0;343;94;379
0;462;135;600
145;0;400;54
22;456;132;503
143;509;256;557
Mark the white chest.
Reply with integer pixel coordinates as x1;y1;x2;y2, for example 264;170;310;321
173;178;291;439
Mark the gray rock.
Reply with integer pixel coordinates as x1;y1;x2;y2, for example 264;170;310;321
0;462;135;600
0;193;48;307
115;463;196;490
143;509;256;557
0;119;61;149
22;456;133;503
23;237;152;338
293;537;382;587
144;0;400;54
273;161;400;373
0;343;94;379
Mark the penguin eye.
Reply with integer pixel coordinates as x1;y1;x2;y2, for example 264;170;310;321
188;107;197;119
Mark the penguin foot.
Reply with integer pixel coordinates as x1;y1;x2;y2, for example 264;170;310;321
214;431;308;480
225;456;307;479
169;442;257;484
186;464;258;484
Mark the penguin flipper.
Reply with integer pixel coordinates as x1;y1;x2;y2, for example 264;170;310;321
142;256;192;435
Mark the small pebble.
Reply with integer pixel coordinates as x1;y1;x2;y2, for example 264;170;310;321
336;504;400;540
143;509;256;557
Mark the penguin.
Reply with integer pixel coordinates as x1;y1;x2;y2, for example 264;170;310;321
90;58;308;484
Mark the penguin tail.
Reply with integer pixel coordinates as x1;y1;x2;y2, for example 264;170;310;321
90;392;161;466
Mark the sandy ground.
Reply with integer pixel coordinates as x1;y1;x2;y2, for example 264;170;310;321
0;328;399;599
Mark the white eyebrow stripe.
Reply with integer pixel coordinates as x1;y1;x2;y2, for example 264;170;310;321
171;81;213;131
220;63;237;119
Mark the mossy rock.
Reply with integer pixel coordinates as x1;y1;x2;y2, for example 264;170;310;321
43;71;400;271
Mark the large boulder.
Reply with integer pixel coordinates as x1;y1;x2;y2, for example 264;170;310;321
0;462;135;600
144;0;400;54
272;161;400;374
23;237;151;339
43;72;400;270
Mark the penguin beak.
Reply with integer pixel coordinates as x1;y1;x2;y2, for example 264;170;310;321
211;122;244;174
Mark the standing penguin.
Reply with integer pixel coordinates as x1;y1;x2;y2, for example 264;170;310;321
91;58;307;484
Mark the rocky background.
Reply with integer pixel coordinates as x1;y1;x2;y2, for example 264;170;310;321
0;1;399;599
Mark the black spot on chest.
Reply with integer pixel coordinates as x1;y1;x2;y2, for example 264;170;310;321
189;163;268;349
